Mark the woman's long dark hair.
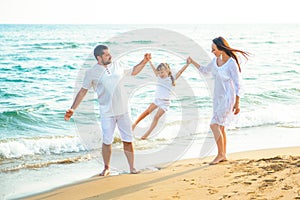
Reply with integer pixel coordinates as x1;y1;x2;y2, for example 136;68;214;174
213;37;249;72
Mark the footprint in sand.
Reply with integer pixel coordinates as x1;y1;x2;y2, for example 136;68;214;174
172;192;180;199
281;185;293;190
208;188;218;195
263;179;276;183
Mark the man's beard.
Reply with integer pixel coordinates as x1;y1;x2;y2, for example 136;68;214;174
102;59;111;65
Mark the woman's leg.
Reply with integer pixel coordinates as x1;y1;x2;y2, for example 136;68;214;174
210;123;226;164
220;126;227;157
141;108;165;140
132;103;158;130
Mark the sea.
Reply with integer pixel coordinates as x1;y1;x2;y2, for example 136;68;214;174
0;24;300;199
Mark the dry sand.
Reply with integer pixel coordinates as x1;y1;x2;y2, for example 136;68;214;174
25;147;300;200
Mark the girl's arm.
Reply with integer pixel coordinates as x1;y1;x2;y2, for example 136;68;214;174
175;60;190;80
149;60;158;76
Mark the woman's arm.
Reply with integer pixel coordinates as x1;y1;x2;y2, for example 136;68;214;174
188;56;200;69
188;56;213;74
233;95;240;115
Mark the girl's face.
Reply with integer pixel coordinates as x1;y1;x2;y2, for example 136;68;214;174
157;68;169;78
211;43;222;57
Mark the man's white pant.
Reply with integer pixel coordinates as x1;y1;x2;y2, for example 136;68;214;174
100;113;133;145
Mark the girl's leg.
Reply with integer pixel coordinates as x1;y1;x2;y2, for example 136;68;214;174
132;103;157;130
209;124;226;164
141;108;165;140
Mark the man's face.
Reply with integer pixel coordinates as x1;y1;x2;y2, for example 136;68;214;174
99;49;112;65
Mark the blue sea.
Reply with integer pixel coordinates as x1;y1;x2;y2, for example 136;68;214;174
0;24;300;199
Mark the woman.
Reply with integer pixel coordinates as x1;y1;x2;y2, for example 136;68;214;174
188;36;249;165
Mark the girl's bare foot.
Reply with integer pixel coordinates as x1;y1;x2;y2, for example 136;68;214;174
132;123;137;131
141;136;147;140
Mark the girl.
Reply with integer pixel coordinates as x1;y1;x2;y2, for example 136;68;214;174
132;60;190;139
188;36;249;165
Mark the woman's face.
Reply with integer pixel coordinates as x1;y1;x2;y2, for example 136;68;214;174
211;43;222;57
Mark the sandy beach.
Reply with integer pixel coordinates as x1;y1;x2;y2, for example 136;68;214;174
24;146;300;200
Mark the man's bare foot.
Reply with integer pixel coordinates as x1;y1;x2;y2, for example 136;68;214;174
99;168;110;176
209;155;227;165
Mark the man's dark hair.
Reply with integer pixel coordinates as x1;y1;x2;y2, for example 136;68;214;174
94;45;108;60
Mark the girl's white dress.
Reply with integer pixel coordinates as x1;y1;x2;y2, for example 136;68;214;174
199;57;243;126
153;76;173;111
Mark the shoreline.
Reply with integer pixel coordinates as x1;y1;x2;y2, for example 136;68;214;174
24;146;300;200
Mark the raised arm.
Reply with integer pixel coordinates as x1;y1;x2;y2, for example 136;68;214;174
188;56;200;69
175;59;190;80
64;88;88;121
131;53;151;76
149;60;158;76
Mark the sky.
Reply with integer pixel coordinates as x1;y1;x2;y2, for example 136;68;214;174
0;0;299;24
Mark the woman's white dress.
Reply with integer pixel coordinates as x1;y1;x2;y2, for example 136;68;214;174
199;57;243;126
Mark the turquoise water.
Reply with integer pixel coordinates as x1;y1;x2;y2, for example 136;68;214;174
0;24;300;199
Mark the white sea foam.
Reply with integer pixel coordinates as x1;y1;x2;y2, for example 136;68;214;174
0;136;86;159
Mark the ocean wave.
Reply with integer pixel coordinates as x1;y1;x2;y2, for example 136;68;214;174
0;136;86;160
126;40;153;44
0;105;47;126
1;154;92;172
237;103;300;129
17;42;81;50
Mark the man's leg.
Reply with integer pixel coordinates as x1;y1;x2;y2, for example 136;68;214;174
118;113;138;173
100;117;116;176
100;143;112;176
123;141;137;173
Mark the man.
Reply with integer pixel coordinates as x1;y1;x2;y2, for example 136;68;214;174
64;45;150;176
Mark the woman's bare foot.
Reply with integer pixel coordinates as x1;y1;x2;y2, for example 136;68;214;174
209;155;227;165
99;168;110;176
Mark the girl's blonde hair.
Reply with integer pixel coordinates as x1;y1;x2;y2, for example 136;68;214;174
156;63;175;86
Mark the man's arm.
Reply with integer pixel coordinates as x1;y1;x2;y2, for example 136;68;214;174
64;88;88;121
131;53;151;76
